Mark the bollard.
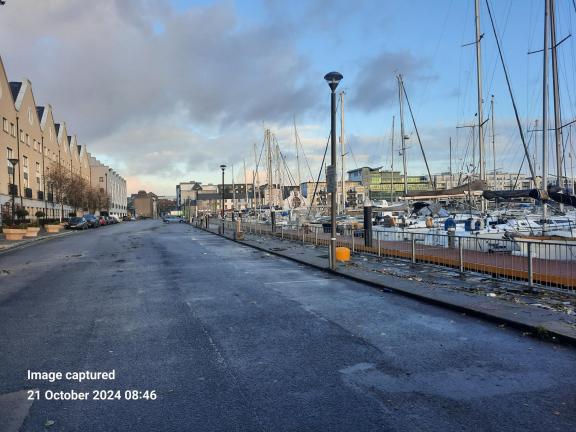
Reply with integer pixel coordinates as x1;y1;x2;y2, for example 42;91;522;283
459;239;464;273
363;203;373;247
411;233;416;263
377;231;381;256
271;211;276;234
281;226;284;239
351;233;355;253
527;242;533;287
315;228;318;245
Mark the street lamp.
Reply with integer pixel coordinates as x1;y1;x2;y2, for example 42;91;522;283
220;164;226;224
8;158;19;225
324;71;343;270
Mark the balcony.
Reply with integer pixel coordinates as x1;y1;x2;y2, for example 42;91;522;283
25;188;33;198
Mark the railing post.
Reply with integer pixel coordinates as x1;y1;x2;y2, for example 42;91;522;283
411;233;416;263
459;237;464;273
315;227;318;245
302;228;305;245
527;242;534;287
351;231;355;253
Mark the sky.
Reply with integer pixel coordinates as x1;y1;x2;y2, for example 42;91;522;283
1;0;576;196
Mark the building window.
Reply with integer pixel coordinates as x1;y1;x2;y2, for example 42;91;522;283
10;123;15;137
26;134;30;146
36;162;40;173
2;118;8;133
99;177;104;182
7;147;14;175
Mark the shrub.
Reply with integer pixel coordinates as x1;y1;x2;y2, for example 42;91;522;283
16;209;29;218
35;211;45;218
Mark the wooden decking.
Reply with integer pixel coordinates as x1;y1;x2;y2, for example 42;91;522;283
241;223;576;289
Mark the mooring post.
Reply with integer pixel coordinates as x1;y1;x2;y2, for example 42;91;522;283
527;242;534;287
459;238;464;273
411;233;416;263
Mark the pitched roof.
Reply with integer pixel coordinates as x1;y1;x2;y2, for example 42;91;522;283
9;81;21;101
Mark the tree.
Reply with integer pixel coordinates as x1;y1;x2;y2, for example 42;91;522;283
66;175;89;213
45;163;70;222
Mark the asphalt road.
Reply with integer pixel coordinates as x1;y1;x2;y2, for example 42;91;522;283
0;220;575;432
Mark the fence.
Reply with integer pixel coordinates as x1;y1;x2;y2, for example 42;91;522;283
198;218;576;293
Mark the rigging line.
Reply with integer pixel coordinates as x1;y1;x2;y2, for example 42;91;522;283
307;132;331;218
485;1;513;103
294;125;314;182
485;0;536;181
402;80;435;189
347;137;359;169
279;149;297;187
414;0;454;119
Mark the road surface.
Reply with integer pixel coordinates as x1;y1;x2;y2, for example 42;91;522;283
0;220;575;431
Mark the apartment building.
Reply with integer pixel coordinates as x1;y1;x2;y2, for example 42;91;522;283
0;55;126;221
89;155;127;217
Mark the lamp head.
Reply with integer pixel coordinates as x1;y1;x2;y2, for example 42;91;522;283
220;164;226;171
324;71;343;92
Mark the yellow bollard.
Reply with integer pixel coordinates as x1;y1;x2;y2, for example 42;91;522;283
335;247;350;262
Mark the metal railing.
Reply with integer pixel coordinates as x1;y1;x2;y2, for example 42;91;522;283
196;217;576;293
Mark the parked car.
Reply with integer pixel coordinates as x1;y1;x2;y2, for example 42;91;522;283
98;216;107;226
66;217;88;230
163;216;184;223
106;216;117;225
84;214;99;228
122;216;132;222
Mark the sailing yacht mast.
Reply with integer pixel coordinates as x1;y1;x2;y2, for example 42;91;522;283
398;74;408;196
474;0;486;212
253;142;259;210
549;0;563;188
243;158;248;210
449;137;453;189
293;116;302;189
339;91;346;213
390;116;395;202
491;95;496;188
231;164;236;211
543;0;550;222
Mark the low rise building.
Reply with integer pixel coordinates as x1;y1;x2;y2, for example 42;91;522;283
132;191;158;219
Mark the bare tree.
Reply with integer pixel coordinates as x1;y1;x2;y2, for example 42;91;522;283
45;163;70;222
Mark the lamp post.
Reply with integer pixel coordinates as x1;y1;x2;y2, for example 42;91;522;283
324;71;343;270
220;165;226;232
8;158;19;225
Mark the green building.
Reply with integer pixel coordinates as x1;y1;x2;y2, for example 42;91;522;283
347;167;432;201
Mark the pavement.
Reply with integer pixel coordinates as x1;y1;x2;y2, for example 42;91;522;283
1;220;576;431
201;222;576;344
0;228;76;255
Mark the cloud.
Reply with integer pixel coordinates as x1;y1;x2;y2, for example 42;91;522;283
0;0;316;139
350;51;433;112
